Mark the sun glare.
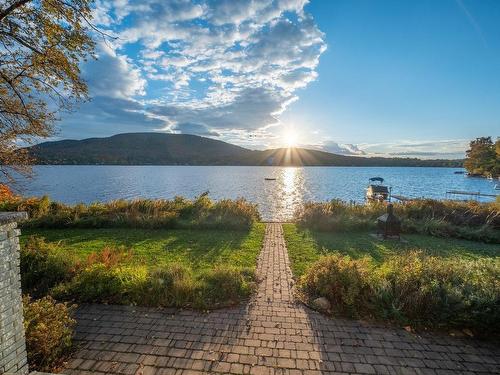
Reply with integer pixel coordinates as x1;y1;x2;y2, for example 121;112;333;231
284;130;298;148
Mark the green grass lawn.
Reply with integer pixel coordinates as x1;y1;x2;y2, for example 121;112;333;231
283;223;499;277
20;223;265;273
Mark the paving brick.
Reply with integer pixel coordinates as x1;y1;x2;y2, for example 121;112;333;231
354;363;376;374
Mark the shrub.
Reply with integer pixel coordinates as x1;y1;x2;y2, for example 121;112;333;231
299;255;375;317
52;264;148;304
198;266;255;307
23;295;76;372
298;252;500;335
0;183;17;201
84;246;133;268
142;264;199;307
20;237;75;297
376;252;500;332
51;260;256;309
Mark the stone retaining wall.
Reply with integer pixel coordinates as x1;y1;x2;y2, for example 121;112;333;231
0;212;29;375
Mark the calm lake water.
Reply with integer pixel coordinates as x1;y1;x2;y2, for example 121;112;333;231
15;166;498;221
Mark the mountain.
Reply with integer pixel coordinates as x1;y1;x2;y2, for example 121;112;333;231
26;133;463;167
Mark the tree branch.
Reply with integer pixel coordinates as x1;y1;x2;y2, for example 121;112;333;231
0;29;43;54
0;0;32;22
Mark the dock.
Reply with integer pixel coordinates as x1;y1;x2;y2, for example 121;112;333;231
446;190;498;198
392;195;413;202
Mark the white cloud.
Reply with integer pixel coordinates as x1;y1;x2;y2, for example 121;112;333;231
83;43;146;99
59;0;326;142
79;0;326;139
319;141;367;156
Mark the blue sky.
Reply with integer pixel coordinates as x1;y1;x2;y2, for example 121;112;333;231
57;0;500;159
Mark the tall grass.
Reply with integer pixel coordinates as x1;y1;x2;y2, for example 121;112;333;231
295;199;499;243
298;252;500;336
1;193;260;230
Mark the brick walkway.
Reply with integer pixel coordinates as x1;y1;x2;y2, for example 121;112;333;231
64;223;499;375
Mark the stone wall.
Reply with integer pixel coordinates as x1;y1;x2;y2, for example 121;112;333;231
0;212;28;375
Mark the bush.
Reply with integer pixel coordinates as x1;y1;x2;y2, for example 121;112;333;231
84;246;133;268
299;255;375;317
20;237;75;297
0;183;17;201
23;295;76;372
295;199;500;243
52;264;148;304
50;259;256;309
376;252;500;332
199;266;255;307
298;252;500;335
4;194;260;230
142;264;199;307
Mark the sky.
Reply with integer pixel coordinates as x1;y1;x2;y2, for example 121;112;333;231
55;0;500;159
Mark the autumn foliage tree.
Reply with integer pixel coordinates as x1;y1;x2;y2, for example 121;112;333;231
464;136;499;178
0;0;96;183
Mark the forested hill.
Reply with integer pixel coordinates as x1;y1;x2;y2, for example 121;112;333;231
26;133;463;167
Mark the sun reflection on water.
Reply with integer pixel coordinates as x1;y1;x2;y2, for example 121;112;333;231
273;167;306;221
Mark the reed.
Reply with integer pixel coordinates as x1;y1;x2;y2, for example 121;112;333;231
1;193;260;230
294;199;499;243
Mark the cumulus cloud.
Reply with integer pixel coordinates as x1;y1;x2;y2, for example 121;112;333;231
61;0;326;140
320;141;366;156
83;43;146;98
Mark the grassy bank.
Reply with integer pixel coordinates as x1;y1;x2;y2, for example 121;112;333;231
283;224;499;336
295;199;500;243
20;223;265;309
1;194;260;230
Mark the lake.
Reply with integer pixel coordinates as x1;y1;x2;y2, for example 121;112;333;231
14;166;498;221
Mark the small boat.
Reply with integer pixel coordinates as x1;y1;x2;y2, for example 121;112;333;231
366;177;391;202
454;171;465;174
264;178;276;181
495;184;500;190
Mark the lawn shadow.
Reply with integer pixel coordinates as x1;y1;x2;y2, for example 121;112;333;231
20;226;261;271
305;228;499;263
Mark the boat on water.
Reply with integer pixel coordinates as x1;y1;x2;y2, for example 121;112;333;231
366;177;391;202
264;178;276;181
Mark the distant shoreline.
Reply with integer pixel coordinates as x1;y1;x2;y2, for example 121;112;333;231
29;164;465;168
25;132;464;168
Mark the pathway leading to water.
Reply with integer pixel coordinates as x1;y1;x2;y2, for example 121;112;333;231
65;223;499;375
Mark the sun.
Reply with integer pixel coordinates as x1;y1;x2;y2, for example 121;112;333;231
284;130;298;148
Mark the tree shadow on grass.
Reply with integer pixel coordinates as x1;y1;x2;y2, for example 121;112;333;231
305;229;499;264
20;226;264;272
